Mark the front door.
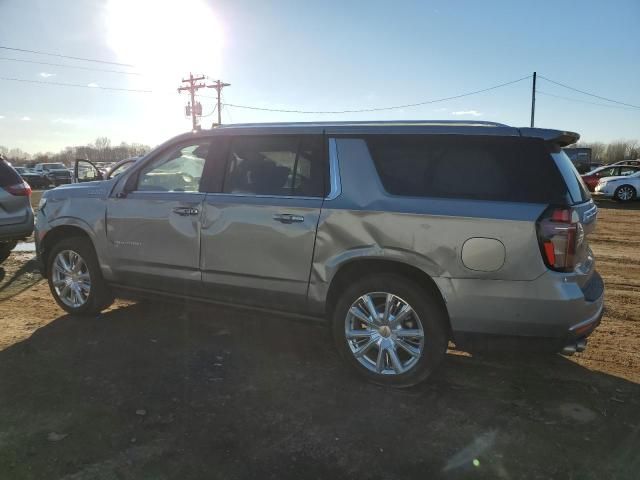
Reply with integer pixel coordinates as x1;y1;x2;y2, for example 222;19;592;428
200;134;326;311
106;140;212;294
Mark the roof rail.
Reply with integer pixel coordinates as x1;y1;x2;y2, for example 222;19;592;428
216;120;510;129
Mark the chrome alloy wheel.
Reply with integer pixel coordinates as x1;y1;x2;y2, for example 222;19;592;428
616;186;635;201
51;250;91;308
345;292;425;375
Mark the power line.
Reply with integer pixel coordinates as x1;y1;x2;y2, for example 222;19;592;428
0;56;141;75
537;90;640;110
0;45;135;68
538;75;640;110
0;76;152;92
220;75;532;114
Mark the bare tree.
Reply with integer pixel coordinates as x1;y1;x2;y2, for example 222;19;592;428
605;141;630;164
576;141;607;163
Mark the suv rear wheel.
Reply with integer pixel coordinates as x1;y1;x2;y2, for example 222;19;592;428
47;236;114;315
332;274;448;387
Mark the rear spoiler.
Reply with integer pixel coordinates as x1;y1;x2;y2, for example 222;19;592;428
518;128;580;147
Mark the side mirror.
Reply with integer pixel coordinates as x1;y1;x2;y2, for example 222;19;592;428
116;170;138;198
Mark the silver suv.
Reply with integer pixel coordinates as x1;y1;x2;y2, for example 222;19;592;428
1;158;34;263
35;121;604;386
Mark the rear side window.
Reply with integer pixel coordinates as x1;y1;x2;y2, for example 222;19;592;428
223;135;326;197
366;135;569;204
550;149;591;204
0;160;22;187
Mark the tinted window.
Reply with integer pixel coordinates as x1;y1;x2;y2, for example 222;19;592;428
223;136;325;197
367;135;568;204
550;150;591;204
137;142;210;192
0;160;22;187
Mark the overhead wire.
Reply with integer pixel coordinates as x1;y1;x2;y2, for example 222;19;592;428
536;90;639;111
538;75;640;110
0;45;135;67
219;75;532;114
0;76;152;92
0;56;141;75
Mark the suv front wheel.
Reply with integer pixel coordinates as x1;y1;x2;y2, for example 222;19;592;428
332;274;448;387
47;236;114;315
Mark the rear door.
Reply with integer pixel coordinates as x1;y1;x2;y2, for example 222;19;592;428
200;134;326;311
105;139;212;294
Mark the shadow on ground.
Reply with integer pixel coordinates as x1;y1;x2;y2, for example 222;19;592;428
594;198;640;211
0;256;42;302
0;302;639;479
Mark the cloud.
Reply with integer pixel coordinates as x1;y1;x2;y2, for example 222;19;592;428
39;72;56;78
451;110;483;117
87;82;99;88
52;117;83;125
21;116;31;121
0;115;5;119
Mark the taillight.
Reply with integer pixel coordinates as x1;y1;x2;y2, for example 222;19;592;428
4;181;32;196
537;206;581;272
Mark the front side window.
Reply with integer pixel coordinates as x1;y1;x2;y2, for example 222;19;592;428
223;135;325;197
137;142;210;192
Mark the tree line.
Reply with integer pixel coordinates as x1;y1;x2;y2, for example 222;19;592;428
0;137;151;167
573;140;639;164
2;137;638;167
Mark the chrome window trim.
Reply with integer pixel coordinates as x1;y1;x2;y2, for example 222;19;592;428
127;190;203;195
327;137;342;200
202;137;341;201
205;192;322;201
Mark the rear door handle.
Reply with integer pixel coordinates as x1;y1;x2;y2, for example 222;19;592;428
273;213;304;224
173;207;199;216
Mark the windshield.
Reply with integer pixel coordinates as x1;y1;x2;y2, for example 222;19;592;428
42;163;66;169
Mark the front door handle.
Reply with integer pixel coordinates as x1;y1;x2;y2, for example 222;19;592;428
173;207;199;216
273;213;304;224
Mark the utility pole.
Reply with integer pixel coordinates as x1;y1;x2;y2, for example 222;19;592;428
178;73;207;130
530;71;537;128
207;79;231;125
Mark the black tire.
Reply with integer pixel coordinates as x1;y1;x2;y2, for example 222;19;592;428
614;185;636;203
331;273;448;388
0;241;17;264
46;236;114;315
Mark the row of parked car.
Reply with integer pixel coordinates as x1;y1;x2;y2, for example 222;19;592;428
580;159;640;202
1;155;139;264
13;163;72;189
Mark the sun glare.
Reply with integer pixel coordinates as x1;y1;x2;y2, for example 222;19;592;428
105;0;223;82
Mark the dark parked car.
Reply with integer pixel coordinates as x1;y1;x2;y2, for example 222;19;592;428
13;166;48;189
34;163;72;187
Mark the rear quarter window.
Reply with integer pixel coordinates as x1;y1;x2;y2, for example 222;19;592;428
0;160;22;187
550;149;591;204
366;135;568;204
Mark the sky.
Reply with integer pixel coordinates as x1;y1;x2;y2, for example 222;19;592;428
0;0;639;154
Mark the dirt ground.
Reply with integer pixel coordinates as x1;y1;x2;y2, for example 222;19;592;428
0;200;639;479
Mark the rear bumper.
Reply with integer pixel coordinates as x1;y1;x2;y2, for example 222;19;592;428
437;269;605;341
